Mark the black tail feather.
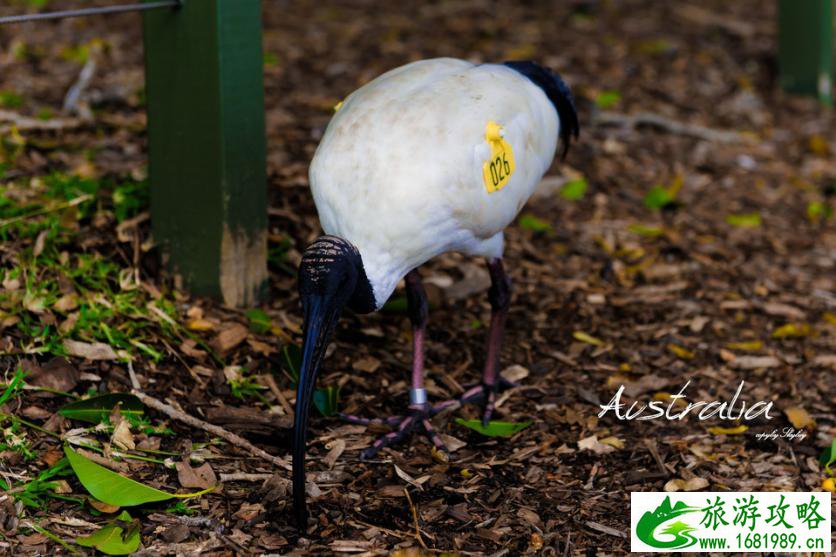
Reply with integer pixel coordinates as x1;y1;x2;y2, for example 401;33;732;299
503;60;579;160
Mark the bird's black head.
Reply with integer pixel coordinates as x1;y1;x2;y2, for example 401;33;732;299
503;60;580;160
293;235;374;527
298;235;375;314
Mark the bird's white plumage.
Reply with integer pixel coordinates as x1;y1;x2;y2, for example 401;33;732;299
309;58;560;308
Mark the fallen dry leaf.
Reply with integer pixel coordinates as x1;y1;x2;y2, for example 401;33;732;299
708;425;748;435
573;330;605;346
578;435;616;454
438;433;467;452
772;323;813;339
176;459;218;490
179;339;207;359
88;498;120;513
784;406;815;429
664;477;709;492
501;364;529;383
232;502;264;521
725;340;763;351
599;436;625;449
52;294;78;313
394;464;426;490
110;420;135;451
812;354;836;369
23;357;79;392
62;339;117;361
668;343;695;359
186;318;215;332
761;302;805;320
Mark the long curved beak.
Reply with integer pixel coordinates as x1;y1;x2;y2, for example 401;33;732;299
293;294;340;527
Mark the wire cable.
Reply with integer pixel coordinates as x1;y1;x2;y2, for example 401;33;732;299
0;1;180;25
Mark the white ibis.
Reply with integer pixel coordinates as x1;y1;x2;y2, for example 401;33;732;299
293;57;578;524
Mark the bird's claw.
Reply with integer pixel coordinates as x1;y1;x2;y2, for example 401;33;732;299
341;377;518;457
340;403;449;460
458;377;517;426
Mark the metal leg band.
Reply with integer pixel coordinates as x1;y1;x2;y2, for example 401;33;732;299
409;388;427;405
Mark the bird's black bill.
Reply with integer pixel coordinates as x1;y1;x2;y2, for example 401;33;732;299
292;295;338;527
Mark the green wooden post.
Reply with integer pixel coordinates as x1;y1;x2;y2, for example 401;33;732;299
142;0;267;306
778;0;833;105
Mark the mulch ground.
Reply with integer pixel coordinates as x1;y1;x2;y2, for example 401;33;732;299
0;0;834;555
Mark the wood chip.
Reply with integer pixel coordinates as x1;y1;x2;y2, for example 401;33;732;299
586;521;627;538
730;356;781;369
351;356;381;373
209;323;249;353
322;438;345;469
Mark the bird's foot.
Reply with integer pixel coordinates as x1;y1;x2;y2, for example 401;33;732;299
339;403;448;460
432;377;517;426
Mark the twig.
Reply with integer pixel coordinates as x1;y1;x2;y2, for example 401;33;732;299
126;360;141;390
0;109;83;134
24;522;80;555
62;56;96;118
75;447;131;474
146;513;220;531
644;438;669;476
677;4;754;38
115;211;150;242
2;414;61;439
403;487;427;549
130;389;291;471
261;373;293;416
0;384;79;398
594;111;745;143
218;472;273;482
133;534;223;557
0;195;93;228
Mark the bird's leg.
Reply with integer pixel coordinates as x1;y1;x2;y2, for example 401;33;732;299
340;269;448;459
438;258;514;425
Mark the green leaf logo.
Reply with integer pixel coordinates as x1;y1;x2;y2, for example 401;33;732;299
636;496;700;549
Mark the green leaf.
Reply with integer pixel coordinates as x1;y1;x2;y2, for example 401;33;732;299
807;201;832;223
263;52;279;67
628;223;665;237
0;90;23;109
637;38;672;55
313;386;340;417
455;418;532;437
281;344;340;416
282;344;302;384
819;439;836;474
65;446;212;507
76;512;140;556
0;367;26;407
643;186;675;209
65;445;174;506
518;214;553;233
725;212;761;228
381;295;408;313
245;309;272;334
560;178;588;201
59;393;144;424
594;90;621;109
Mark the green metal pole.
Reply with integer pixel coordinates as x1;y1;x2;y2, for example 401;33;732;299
142;0;268;306
778;0;833;105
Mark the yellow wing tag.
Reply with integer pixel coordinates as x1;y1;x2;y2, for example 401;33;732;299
482;121;516;193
